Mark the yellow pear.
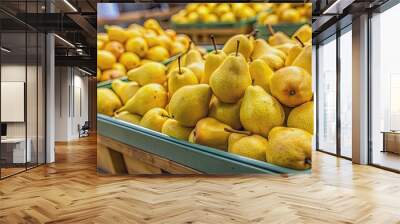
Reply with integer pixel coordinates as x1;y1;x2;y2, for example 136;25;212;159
270;66;312;107
161;119;193;141
292;45;312;75
119;52;140;70
117;83;167;116
188;129;195;143
240;86;285;138
140;108;169;132
97;67;101;80
268;31;295;46
97;50;116;70
209;97;242;130
259;53;285;71
169;84;212;127
105;25;128;43
111;79;140;104
168;57;198;97
185;49;203;66
287;101;314;134
114;111;141;125
251;38;286;61
285;44;303;66
210;44;252;103
125;37;148;58
146;46;169;62
203;36;227;84
222;34;253;60
186;62;204;82
170;41;186;56
249;59;274;93
127;62;166;85
228;134;268;162
274;42;298;55
97;88;122;116
266;127;312;170
192;117;232;150
292;24;312;44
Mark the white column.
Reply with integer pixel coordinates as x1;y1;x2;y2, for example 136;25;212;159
352;14;369;164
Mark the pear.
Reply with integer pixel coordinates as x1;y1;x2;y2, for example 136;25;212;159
188;129;195;143
185;49;203;66
127;62;167;85
97;88;122;116
270;66;312;107
285;44;303;66
114;111;141;125
249;59;274;93
259;53;285;71
292;45;312;75
192;117;232;150
209;97;242;130
140;108;169;132
240;86;285;138
268;30;295;46
251;38;286;61
161;119;193;141
117;83;167;116
210;42;252;103
186;62;205;82
274;42;298;55
169;84;212;127
111;79;140;104
266;127;312;170
228;134;268;162
168;57;198;97
203;36;227;84
287;101;314;134
291;24;312;44
222;34;253;60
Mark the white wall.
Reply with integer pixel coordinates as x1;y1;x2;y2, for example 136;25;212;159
54;67;89;141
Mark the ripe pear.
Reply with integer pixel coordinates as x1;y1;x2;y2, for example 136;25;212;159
285;44;303;66
127;62;167;86
287;101;314;134
125;37;148;58
188;129;195;143
270;66;312;107
266;127;312;170
259;53;285;71
240;86;285;138
186;62;205;82
140;108;169;132
117;83;167;116
114;111;141;125
185;49;203;66
292;24;312;44
209;97;242;130
203;50;226;84
168;62;198;97
203;36;227;84
161;119;193;141
192;117;232;150
268;31;295;46
274;42;298;55
222;34;253;60
169;84;212;127
146;46;169;62
292;45;312;75
210;48;252;103
251;38;286;61
228;134;268;162
97;88;122;116
249;59;274;93
111;79;140;104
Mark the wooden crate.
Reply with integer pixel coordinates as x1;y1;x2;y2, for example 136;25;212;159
97;135;201;175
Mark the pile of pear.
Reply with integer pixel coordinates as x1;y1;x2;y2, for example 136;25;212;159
172;3;269;24
257;3;311;25
97;19;193;82
98;25;313;170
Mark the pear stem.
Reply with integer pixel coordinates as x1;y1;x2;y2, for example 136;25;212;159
210;35;218;54
224;127;251;136
178;56;182;74
289;90;296;96
235;40;240;57
305;158;312;165
294;36;305;47
267;24;275;35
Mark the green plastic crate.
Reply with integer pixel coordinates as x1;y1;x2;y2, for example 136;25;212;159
171;17;257;30
97;79;311;174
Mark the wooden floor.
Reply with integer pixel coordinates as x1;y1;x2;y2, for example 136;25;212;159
1;135;400;223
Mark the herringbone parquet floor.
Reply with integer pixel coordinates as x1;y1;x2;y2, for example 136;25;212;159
1;135;400;224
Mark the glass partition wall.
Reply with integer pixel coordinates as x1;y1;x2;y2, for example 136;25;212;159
316;26;353;159
0;2;46;179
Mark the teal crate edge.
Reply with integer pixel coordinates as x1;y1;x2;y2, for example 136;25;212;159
98;114;310;175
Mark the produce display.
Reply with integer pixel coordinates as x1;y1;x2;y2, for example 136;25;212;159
97;19;192;82
97;21;313;170
171;3;269;24
257;3;311;25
